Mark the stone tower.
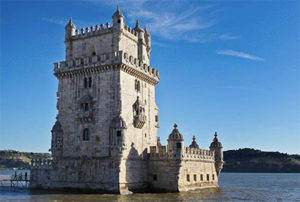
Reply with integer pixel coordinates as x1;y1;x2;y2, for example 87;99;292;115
30;9;223;194
50;8;159;193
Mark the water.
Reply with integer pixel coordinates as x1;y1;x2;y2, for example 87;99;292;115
0;170;299;201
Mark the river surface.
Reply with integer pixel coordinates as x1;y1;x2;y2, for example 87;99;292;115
0;170;299;201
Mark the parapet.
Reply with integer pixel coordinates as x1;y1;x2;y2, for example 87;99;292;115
183;147;215;161
53;51;159;85
70;23;113;41
149;145;215;162
67;22;146;44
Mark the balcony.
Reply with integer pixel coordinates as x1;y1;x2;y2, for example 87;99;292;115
134;114;146;129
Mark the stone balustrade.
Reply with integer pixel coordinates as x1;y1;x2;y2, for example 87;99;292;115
53;51;159;82
31;158;53;168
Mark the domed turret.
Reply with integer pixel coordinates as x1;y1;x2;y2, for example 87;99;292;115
189;136;199;149
168;124;184;140
167;124;184;158
209;132;224;176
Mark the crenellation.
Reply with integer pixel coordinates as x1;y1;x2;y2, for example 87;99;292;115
54;51;159;83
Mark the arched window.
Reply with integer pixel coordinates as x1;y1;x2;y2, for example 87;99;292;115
176;142;181;149
135;79;140;92
83;128;90;141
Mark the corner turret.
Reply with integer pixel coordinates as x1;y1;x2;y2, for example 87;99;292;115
112;6;124;30
167;124;184;159
209;132;224;176
189;136;199;149
65;18;76;41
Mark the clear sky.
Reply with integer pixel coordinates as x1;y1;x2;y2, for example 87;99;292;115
1;0;299;154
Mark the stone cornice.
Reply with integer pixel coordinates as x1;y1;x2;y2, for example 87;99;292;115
54;63;159;86
120;64;159;85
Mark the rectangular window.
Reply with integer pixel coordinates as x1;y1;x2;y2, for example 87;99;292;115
153;174;157;181
84;103;89;111
155;115;158;122
84;78;88;88
187;174;190;182
88;77;92;88
200;174;203;181
83;128;90;141
194;174;197;181
207;174;210;181
212;174;215;181
117;131;121;137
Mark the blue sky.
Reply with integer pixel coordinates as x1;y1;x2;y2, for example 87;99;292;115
1;0;299;154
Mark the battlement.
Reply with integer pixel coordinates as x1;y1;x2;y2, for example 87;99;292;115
54;51;159;84
70;23;113;41
124;24;138;36
183;147;214;161
66;22;144;44
31;159;53;169
149;145;214;161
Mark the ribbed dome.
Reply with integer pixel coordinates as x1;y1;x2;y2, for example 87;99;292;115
110;115;127;129
168;124;184;140
210;132;222;148
189;136;199;149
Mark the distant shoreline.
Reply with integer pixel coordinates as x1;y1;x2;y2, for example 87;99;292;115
1;148;299;173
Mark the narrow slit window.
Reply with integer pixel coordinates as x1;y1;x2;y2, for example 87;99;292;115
212;174;215;181
84;103;89;111
84;78;88;88
88;77;92;88
187;174;190;182
83;128;90;141
194;174;197;181
207;174;210;181
200;174;203;181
